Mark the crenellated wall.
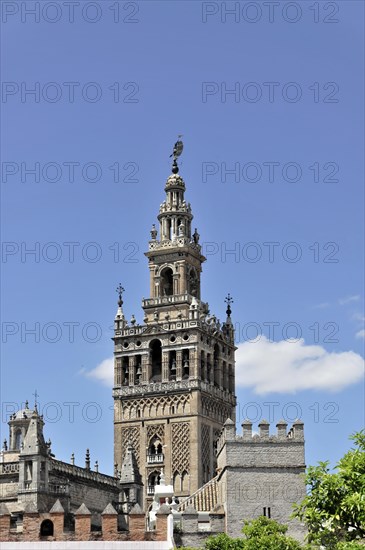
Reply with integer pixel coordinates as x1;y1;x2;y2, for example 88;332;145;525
216;419;306;541
0;501;169;544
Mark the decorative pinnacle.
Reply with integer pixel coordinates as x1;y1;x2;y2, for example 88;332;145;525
33;390;39;411
225;293;234;317
116;283;125;308
85;448;90;470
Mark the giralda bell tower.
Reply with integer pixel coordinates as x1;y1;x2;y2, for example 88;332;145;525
113;140;236;508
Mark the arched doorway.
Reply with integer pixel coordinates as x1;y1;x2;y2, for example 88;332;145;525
40;519;54;537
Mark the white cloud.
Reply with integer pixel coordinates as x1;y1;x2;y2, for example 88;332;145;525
86;357;114;386
235;337;364;395
355;329;365;340
312;302;330;309
87;340;365;395
339;295;360;306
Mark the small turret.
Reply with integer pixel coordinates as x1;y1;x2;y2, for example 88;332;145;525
114;283;127;332
119;444;143;508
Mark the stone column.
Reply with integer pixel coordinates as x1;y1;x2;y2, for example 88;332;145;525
115;357;122;386
149;266;155;297
142;354;150;385
129;355;136;386
189;349;197;379
162;351;169;382
172;272;179;295
179;263;186;294
176;350;183;381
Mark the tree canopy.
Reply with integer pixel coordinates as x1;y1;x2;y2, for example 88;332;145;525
292;430;365;548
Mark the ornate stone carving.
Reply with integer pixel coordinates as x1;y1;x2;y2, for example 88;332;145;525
172;422;190;474
147;423;165;444
120;426;140;466
121;394;190;420
202;424;211;469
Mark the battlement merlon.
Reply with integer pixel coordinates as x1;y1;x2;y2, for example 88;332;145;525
216;418;305;472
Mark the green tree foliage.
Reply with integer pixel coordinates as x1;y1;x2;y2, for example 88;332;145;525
292;430;365;548
203;517;302;549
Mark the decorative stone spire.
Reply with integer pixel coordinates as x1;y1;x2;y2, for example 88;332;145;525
115;283;126;331
85;449;90;470
33;389;39;411
120;444;142;485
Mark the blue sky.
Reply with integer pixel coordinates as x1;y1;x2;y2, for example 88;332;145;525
1;1;364;476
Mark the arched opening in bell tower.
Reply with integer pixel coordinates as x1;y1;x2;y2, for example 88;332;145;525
188;267;199;297
160;267;173;296
15;429;22;450
149;339;162;382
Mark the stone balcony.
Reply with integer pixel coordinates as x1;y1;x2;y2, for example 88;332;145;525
147;454;164;465
0;462;19;475
142;293;192;309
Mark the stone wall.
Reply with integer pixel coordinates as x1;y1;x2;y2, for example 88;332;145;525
216;419;306;541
